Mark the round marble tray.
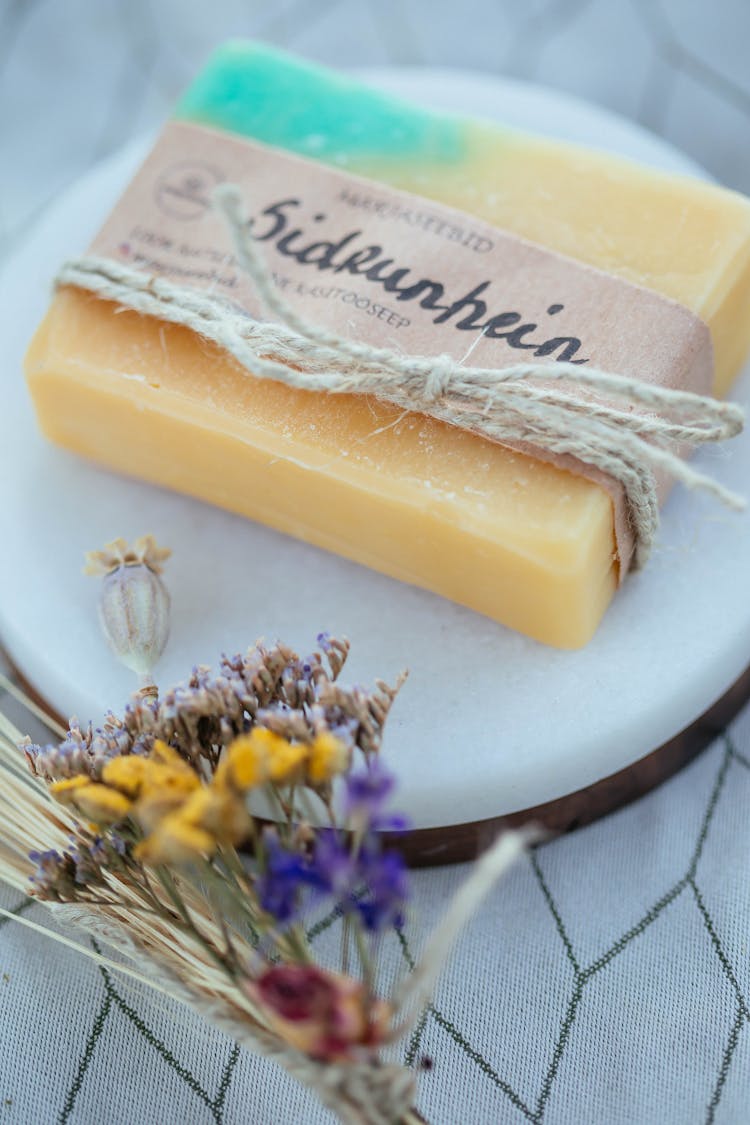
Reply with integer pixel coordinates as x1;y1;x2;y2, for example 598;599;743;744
1;69;749;859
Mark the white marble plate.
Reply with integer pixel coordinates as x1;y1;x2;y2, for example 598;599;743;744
1;69;748;830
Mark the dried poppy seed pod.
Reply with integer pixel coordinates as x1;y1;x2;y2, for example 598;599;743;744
84;536;171;694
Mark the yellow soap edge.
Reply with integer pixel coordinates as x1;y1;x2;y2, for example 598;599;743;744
25;310;617;649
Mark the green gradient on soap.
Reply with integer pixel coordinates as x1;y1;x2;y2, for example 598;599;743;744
170;38;750;398
174;41;466;165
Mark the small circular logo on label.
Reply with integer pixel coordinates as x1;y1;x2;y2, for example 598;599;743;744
155;160;224;220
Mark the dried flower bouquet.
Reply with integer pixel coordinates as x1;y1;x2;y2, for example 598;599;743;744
0;541;528;1124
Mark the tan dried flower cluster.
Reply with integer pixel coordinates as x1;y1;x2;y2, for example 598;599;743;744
24;634;403;784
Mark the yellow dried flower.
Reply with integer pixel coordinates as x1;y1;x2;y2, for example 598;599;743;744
217;728;309;789
136;777;251;866
249;729;286;753
222;737;267;790
102;755;151;798
127;741;201;821
69;783;132;825
135;771;201;832
180;787;250;847
248;728;309;784
306;733;348;785
49;776;91;807
141;763;200;795
136;817;216;866
218;732;270;791
150;741;194;772
267;741;308;785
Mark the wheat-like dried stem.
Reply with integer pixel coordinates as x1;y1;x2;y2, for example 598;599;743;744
0;670;67;737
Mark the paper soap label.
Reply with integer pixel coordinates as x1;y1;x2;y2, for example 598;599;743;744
91;120;712;394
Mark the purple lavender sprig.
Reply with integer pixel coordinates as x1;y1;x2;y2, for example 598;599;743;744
255;762;410;935
28;831;129;901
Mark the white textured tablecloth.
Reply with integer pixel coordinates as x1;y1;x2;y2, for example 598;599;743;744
2;2;750;1122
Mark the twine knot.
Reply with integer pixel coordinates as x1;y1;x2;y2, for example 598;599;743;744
422;355;455;402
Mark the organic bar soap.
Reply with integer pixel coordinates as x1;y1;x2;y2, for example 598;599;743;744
25;42;750;648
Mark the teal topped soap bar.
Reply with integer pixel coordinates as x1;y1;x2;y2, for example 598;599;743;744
169;38;750;399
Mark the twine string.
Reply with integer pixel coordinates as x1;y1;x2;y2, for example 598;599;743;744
55;184;745;570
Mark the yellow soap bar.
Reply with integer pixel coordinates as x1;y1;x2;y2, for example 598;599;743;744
28;288;616;647
24;44;750;647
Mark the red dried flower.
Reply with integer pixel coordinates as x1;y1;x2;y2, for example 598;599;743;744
248;963;391;1061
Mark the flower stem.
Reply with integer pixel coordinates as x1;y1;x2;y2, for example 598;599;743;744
353;922;374;998
153;865;234;978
